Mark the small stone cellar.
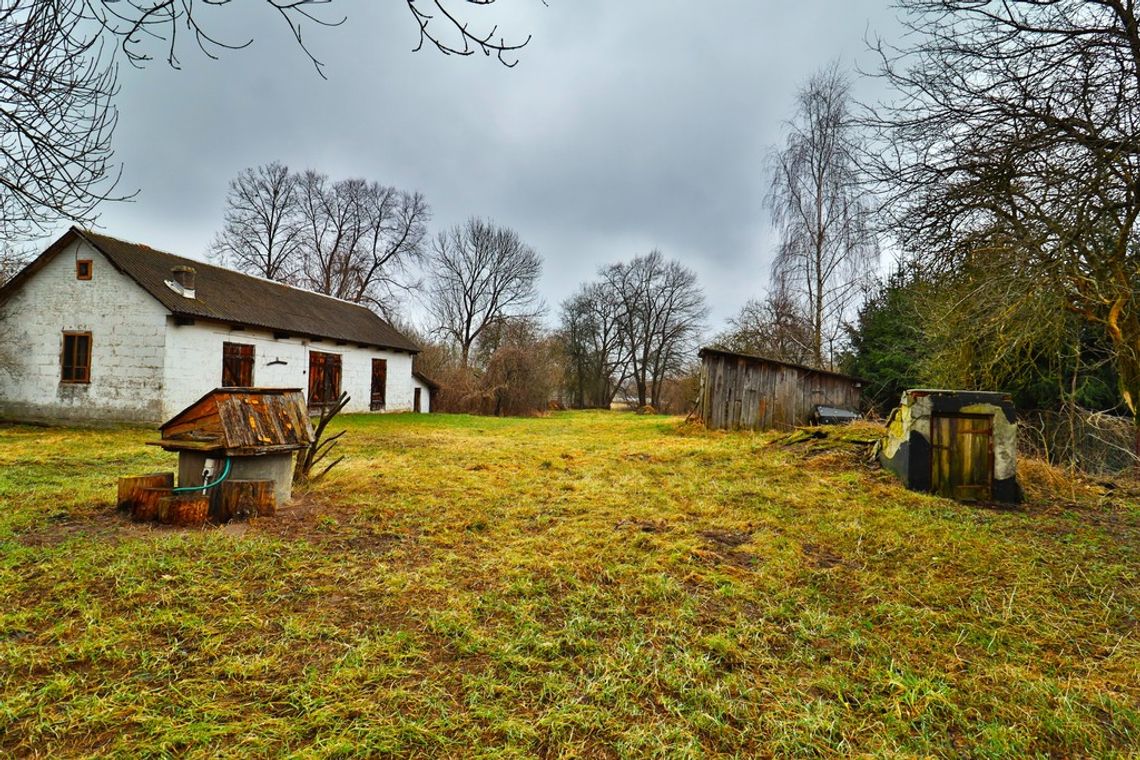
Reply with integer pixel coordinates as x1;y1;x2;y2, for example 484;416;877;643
878;389;1021;503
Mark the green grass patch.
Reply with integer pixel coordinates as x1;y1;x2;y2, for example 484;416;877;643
1;411;1137;756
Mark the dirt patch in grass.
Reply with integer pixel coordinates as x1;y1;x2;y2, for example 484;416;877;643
15;507;199;548
698;528;752;548
801;542;851;570
693;528;756;568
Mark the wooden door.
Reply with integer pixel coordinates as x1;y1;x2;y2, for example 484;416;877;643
308;351;342;409
414;387;422;413
222;342;254;387
931;414;993;501
370;359;387;410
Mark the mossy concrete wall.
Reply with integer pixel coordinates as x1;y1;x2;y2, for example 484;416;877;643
878;389;1021;503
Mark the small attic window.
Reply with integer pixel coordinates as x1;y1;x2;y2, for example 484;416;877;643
76;260;92;280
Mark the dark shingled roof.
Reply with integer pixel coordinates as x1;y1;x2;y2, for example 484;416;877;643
5;228;419;353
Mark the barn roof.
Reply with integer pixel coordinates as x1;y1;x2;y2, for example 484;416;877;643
698;346;868;385
1;227;420;353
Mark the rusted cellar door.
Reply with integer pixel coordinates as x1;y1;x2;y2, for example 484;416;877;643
931;414;994;501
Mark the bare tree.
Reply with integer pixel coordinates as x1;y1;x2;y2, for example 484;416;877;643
0;2;122;239
865;0;1140;453
0;0;538;238
0;244;33;376
426;218;543;367
769;63;878;370
0;244;31;287
603;250;707;409
87;1;536;74
294;171;429;315
560;282;630;408
716;275;815;365
210;162;303;282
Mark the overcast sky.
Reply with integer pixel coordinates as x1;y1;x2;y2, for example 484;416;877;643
64;1;902;333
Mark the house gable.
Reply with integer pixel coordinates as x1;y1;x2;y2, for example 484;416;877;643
0;236;169;424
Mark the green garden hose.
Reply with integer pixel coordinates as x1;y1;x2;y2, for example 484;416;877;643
172;456;232;493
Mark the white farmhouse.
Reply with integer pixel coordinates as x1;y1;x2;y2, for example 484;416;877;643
0;227;436;424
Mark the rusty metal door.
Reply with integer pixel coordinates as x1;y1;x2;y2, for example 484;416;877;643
931;414;993;500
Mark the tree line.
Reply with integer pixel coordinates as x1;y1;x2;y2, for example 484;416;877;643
212;161;708;416
725;1;1140;467
5;0;1140;451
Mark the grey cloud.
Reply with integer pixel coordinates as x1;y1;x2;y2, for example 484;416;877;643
77;1;900;330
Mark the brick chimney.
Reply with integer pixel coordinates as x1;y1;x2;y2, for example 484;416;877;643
166;265;197;298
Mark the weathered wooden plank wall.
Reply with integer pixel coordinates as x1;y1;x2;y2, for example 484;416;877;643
698;351;862;431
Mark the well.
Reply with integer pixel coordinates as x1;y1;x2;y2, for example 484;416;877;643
152;388;314;511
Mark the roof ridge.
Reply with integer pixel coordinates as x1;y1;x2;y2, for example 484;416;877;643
77;227;392;319
67;227;419;353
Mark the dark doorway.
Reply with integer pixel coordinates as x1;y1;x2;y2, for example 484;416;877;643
308;351;342;410
931;414;993;501
414;387;422;413
371;359;387;410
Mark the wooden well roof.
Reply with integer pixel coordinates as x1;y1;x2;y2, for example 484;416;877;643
156;388;315;455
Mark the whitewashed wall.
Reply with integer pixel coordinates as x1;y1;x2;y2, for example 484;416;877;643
412;375;433;413
161;320;416;419
0;238;420;424
0;240;169;423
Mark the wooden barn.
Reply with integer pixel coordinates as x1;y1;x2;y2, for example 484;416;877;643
696;347;865;431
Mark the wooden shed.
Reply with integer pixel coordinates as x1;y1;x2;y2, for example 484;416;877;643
153;388;314;507
696;347;865;431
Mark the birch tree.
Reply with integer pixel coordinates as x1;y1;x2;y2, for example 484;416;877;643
768;63;877;370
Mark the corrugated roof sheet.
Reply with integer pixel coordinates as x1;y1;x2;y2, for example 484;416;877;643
68;228;419;352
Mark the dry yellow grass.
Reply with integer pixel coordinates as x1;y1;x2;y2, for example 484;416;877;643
0;411;1137;757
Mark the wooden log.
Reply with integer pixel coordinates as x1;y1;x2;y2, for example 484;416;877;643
216;480;276;522
158;494;210;527
117;473;173;512
132;486;169;523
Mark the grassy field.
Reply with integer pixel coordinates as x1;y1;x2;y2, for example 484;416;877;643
1;411;1137;757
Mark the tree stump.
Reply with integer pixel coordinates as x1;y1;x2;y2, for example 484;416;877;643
132;487;170;523
117;473;173;512
216;480;276;522
158;494;210;527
